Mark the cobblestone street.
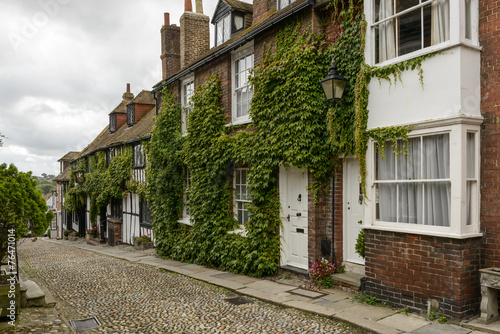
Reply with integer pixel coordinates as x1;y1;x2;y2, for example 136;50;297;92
11;239;366;333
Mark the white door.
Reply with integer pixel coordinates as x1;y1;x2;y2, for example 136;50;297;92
280;166;308;270
344;159;365;265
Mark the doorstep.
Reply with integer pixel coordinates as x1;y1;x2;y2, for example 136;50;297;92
331;272;364;291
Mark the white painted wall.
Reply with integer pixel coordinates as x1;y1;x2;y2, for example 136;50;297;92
367;46;481;130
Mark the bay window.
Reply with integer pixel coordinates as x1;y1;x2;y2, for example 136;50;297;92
366;119;481;237
374;0;449;63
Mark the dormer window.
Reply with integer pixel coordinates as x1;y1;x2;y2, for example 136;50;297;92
215;14;231;47
278;0;296;11
110;114;117;133
233;13;244;31
127;104;135;126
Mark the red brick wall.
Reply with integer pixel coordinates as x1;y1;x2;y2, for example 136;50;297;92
479;0;500;269
161;24;180;80
333;165;343;267
134;104;154;123
252;0;275;26
116;113;127;130
364;230;481;319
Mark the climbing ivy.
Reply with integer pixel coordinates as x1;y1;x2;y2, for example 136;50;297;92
64;147;133;223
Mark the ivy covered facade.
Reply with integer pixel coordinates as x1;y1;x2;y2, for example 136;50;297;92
58;0;500;322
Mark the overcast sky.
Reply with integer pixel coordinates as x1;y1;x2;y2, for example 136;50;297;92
0;0;248;177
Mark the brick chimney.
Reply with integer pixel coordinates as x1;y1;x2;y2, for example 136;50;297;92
160;13;181;80
180;0;209;68
122;83;134;102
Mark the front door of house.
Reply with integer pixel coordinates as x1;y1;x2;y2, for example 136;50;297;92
280;165;308;270
344;158;365;265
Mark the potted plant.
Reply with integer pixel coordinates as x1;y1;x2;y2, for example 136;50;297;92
63;229;71;240
0;164;53;317
68;231;76;241
86;226;99;241
133;234;153;250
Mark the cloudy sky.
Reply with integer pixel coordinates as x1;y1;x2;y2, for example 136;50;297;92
0;0;245;177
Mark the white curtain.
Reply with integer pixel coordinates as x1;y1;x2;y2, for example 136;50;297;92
377;134;450;226
377;142;397;221
378;0;395;62
432;0;450;45
423;134;450;226
398;138;422;224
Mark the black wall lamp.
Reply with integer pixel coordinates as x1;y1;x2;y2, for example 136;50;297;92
320;56;347;105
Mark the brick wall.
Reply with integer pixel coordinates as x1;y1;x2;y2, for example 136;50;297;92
180;11;209;68
134;104;154;123
160;24;180;80
252;0;275;26
116;113;127;130
479;0;500;269
364;229;481;319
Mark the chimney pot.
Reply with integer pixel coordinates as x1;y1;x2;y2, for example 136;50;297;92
126;83;130;93
196;0;203;14
185;0;192;12
164;12;170;25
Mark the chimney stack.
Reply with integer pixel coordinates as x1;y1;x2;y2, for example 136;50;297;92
180;0;209;68
160;12;181;80
122;83;134;102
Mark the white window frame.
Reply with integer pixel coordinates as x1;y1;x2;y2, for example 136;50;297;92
215;13;231;47
181;75;194;135
231;42;254;125
365;0;479;66
179;168;192;226
233;168;250;234
278;0;296;11
364;117;482;238
133;143;145;168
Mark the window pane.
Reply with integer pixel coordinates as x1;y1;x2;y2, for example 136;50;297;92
424;181;450;226
465;0;472;39
398;183;422;224
422;134;449;179
397;0;419;13
398;10;422;56
376;183;397;221
467;132;475;178
375;142;396;180
216;21;223;46
397;138;421;180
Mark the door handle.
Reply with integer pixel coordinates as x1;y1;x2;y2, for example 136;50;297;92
286;214;290;221
296;212;301;217
358;220;363;224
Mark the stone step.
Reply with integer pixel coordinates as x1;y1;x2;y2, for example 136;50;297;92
331;272;364;291
20;280;45;307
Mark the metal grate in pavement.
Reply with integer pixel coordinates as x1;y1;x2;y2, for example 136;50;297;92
225;296;254;305
70;317;101;330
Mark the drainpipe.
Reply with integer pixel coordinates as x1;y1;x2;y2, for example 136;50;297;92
331;174;337;268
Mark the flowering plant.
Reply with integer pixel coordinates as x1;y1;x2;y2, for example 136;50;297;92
309;258;336;288
86;226;99;238
70;231;76;236
133;234;151;245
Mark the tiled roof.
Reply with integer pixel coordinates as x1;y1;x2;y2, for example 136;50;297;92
58;151;80;162
224;0;253;13
132;90;155;105
53;166;71;182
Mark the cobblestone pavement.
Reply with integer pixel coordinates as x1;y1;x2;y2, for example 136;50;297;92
13;239;368;333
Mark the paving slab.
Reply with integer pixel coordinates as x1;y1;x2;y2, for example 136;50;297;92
412;323;473;334
237;287;295;304
245;280;296;294
339;303;396;322
464;318;500;334
378;313;430;332
282;299;338;317
320;298;358;311
320;289;353;302
335;311;402;334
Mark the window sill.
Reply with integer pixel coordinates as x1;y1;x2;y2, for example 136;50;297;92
178;218;192;226
228;227;247;237
363;224;482;240
226;116;252;127
370;41;482;68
